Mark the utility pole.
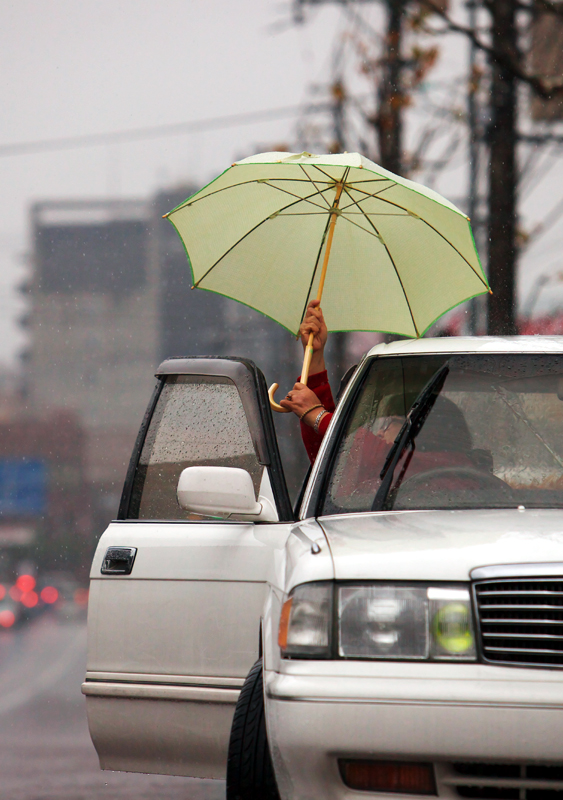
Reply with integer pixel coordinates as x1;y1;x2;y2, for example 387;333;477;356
329;79;346;152
486;0;518;335
467;0;481;335
294;0;406;174
328;77;350;378
377;0;406;174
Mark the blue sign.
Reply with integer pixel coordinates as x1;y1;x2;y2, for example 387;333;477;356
0;460;47;516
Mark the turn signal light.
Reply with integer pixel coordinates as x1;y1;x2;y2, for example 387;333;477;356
339;760;437;794
277;597;293;649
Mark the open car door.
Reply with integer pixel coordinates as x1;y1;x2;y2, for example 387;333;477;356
83;357;293;779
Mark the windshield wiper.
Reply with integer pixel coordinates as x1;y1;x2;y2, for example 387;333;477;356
372;361;450;511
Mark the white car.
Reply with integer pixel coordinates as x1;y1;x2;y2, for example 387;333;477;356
84;336;563;800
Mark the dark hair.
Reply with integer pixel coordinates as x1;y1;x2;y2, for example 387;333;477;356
416;395;472;453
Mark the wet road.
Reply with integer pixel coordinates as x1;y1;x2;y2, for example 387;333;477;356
0;614;225;800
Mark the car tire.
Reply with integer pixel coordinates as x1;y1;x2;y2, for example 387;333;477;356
226;658;280;800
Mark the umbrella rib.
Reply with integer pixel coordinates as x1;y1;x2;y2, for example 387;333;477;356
170;177;387;215
338;188;394;212
347;184;404;202
259;177;333;183
298;167;350;327
309;163;344;183
299;165;332;207
258;181;333;210
342;186;420;338
298;211;334;329
346;186;488;288
337;187;404;215
340;212;412;217
338;195;402;214
409;216;488;287
345;178;396;186
171;176;332;212
339;213;383;238
191;189;331;288
170;178;279;211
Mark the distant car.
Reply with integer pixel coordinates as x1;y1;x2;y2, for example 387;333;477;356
39;571;86;620
0;574;39;626
84;337;563;799
0;593;22;629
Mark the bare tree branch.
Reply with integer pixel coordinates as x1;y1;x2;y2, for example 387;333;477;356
417;0;563;98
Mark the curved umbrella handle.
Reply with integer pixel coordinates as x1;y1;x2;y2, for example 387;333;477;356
268;383;291;413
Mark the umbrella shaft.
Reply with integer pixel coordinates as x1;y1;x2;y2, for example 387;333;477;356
301;181;344;387
316;181;344;304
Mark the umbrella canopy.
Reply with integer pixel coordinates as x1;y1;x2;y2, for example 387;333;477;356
165;151;489;341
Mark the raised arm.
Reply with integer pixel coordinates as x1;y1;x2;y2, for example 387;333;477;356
279;300;336;463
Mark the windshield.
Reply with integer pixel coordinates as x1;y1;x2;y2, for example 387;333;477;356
322;354;563;514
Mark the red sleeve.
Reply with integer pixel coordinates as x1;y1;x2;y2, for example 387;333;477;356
298;370;335;465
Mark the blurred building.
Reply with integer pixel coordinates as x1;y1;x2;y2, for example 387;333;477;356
23;190;311;530
0;368;24;423
26;199;159;525
0;410;91;578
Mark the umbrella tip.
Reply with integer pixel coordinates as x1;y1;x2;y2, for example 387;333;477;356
489;288;493;295
162;213;169;219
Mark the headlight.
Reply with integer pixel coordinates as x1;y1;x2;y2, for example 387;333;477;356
279;582;476;661
278;582;332;658
339;584;475;661
339;585;428;659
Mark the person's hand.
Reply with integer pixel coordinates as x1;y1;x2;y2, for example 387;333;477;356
300;299;327;352
299;299;327;375
279;382;325;426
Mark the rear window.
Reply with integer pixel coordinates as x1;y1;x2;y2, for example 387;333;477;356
322;354;563;514
128;375;263;520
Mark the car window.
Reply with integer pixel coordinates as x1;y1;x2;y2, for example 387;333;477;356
322;354;563;513
128;375;263;520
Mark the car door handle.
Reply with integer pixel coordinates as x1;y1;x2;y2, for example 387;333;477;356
101;547;137;575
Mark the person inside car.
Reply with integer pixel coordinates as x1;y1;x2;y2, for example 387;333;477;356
280;303;493;501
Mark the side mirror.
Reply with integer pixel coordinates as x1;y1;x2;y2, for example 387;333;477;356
176;466;277;521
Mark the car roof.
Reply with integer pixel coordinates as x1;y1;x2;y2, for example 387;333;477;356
366;335;563;358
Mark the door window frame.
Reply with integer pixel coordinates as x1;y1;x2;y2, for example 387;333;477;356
117;356;294;522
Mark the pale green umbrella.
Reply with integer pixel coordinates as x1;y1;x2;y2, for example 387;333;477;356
165;151;490;411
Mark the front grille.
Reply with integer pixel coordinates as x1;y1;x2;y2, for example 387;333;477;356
441;763;563;800
474;578;563;667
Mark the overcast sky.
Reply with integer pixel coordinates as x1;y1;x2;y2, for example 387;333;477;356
1;1;562;368
0;1;344;367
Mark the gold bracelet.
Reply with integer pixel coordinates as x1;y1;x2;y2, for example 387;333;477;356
298;403;323;421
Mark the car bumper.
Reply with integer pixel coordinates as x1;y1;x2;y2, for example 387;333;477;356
265;662;563;800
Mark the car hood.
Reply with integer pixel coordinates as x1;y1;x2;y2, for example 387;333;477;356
318;508;563;581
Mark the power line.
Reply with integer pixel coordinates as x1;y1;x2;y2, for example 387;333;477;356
0;103;332;158
521;133;563;145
